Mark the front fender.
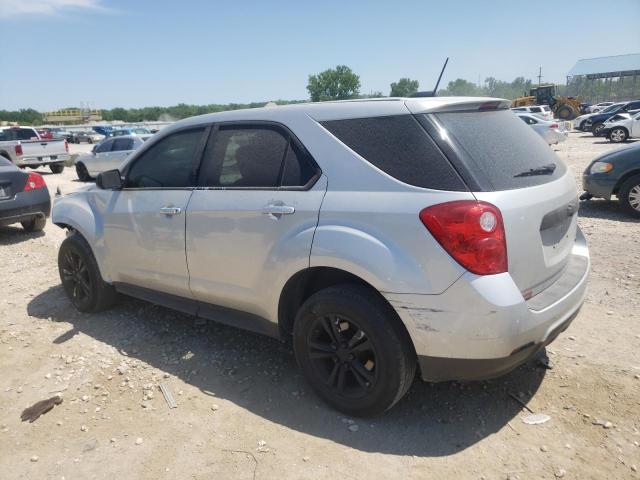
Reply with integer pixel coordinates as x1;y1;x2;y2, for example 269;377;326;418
52;192;110;282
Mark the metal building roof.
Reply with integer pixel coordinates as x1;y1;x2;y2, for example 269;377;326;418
568;53;640;77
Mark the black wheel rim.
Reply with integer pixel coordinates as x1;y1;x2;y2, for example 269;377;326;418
61;250;92;303
307;314;378;399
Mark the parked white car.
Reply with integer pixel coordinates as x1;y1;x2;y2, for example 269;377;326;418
589;102;614;113
516;113;567;145
74;135;146;181
602;111;640;143
511;105;554;121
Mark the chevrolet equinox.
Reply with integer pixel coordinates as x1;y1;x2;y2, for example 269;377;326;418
53;97;590;416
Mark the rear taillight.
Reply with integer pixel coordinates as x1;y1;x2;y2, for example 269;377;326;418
549;123;559;129
419;200;507;275
64;139;69;152
14;144;23;156
23;172;46;191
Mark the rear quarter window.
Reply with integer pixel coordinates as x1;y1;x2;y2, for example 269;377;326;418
427;110;567;191
320;115;466;191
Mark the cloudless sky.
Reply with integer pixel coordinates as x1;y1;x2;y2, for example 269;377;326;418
1;0;639;110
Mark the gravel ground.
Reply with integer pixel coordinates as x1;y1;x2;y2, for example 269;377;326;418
0;134;639;479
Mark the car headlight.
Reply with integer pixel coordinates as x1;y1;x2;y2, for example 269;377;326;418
590;162;613;174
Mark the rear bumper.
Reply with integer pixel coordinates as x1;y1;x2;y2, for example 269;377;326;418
385;228;589;382
0;188;51;226
16;154;69;166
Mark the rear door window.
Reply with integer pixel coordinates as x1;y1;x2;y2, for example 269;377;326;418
198;124;317;188
321;115;466;191
426;109;566;191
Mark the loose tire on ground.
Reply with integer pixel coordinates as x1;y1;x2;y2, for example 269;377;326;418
618;174;640;218
58;233;118;312
293;284;416;416
21;216;46;232
50;163;65;174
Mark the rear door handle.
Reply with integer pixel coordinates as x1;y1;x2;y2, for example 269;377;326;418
262;204;295;216
160;206;182;216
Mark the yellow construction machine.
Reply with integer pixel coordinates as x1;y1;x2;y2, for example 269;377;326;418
512;84;582;120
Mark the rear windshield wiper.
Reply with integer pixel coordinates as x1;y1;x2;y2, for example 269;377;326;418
514;163;557;178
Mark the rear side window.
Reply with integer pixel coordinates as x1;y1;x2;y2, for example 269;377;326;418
126;128;205;188
113;138;133;151
321;115;466;191
429;110;566;191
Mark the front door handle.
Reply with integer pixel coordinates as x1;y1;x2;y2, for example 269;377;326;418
262;204;295;216
160;206;182;216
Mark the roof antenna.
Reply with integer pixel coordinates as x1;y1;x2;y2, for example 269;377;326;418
410;57;449;98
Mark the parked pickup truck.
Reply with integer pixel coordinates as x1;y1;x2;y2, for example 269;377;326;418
0;126;70;173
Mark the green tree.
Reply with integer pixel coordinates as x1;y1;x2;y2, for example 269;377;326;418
307;65;361;102
389;78;419;97
438;78;481;96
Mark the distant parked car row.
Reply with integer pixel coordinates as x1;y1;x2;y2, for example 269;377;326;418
573;100;640;135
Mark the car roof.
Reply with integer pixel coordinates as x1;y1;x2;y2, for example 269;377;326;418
164;97;511;132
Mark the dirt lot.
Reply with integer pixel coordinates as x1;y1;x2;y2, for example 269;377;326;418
1;134;638;479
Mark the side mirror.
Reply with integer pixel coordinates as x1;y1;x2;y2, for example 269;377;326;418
91;145;97;153
96;169;123;190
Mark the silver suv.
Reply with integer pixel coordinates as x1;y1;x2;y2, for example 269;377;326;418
53;97;589;416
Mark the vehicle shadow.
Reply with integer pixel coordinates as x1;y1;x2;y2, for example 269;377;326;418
0;225;45;244
27;285;546;457
579;199;639;223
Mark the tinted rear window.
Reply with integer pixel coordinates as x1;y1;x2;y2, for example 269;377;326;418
321;115;466;191
428;110;566;191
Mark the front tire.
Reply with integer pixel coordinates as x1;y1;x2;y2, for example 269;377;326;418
592;122;605;136
75;163;91;181
58;233;118;312
608;127;628;143
618;174;640;218
50;164;64;174
293;285;416;416
21;216;46;232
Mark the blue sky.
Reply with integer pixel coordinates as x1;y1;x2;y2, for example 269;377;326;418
1;0;638;110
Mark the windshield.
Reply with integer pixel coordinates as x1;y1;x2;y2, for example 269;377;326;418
601;104;623;113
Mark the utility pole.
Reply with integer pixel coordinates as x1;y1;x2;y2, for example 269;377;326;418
537;66;543;85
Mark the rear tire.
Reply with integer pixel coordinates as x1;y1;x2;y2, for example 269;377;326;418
293;284;416;416
58;233;118;312
608;127;628;143
618;174;640;218
50;164;64;174
75;163;91;181
21;216;46;232
556;105;574;120
592;123;605;136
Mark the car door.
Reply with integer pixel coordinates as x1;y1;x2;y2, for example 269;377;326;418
109;137;135;170
89;139;115;175
102;126;208;303
632;113;640;137
185;123;326;322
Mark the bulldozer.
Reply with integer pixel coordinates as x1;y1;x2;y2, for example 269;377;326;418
512;84;582;120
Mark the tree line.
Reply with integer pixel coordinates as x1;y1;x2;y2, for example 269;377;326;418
2;65;572;126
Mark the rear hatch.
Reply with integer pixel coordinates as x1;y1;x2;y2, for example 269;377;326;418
0;157;27;200
409;102;578;295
